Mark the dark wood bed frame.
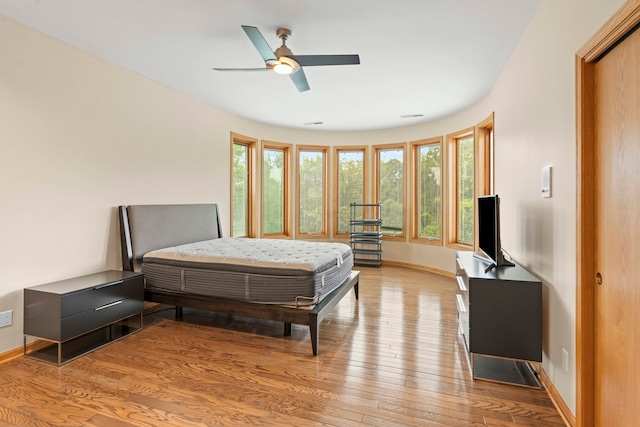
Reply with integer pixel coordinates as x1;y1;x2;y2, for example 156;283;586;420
118;204;359;355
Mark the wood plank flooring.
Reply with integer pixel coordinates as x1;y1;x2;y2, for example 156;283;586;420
0;266;565;426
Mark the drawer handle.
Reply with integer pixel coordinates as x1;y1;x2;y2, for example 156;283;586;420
94;280;124;290
456;276;467;292
95;300;123;311
456;294;467;313
456;258;463;271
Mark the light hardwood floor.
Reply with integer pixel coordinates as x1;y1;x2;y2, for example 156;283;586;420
0;266;564;426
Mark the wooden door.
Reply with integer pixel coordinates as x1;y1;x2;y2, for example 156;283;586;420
592;25;640;426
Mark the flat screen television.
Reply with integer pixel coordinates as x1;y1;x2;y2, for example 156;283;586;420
476;194;514;272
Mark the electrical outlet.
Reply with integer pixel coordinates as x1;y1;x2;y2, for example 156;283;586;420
0;310;12;328
562;348;569;372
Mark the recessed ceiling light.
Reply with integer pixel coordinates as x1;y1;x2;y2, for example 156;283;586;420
400;114;424;119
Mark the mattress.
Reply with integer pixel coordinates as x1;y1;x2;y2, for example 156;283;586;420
142;237;354;306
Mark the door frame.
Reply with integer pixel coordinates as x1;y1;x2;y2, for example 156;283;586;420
576;1;640;425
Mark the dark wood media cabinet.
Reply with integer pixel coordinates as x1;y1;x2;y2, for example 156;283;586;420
24;270;144;365
455;251;542;388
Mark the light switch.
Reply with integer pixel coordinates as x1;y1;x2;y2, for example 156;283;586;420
541;165;552;198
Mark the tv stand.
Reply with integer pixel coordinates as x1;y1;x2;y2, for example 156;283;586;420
456;251;541;388
472;251;515;273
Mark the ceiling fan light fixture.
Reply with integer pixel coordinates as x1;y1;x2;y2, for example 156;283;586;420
274;61;293;75
274;56;300;75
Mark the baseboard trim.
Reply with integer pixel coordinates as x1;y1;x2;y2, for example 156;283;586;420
0;340;50;365
539;367;575;427
0;345;23;365
381;260;456;278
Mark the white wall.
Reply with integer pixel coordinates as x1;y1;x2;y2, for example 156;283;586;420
0;0;626;415
0;14;236;350
468;0;625;415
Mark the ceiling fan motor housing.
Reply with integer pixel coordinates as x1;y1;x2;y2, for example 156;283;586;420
275;28;294;59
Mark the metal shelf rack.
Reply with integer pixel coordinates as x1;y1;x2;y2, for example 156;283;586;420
349;203;382;267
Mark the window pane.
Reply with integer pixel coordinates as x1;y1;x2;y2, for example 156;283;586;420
232;143;248;237
337;151;365;234
263;149;284;234
378;148;404;236
458;136;474;244
299;151;324;234
417;144;441;240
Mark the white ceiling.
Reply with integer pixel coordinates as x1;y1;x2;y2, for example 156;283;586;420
0;0;540;131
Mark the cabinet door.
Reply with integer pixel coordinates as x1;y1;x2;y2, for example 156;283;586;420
469;280;541;361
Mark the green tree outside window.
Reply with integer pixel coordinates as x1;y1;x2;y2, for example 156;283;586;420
417;144;441;240
263;149;284;234
299;151;325;234
378;149;404;236
337;151;365;234
232;143;248;237
458;136;474;244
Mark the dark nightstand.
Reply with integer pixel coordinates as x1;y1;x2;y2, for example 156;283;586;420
24;270;144;365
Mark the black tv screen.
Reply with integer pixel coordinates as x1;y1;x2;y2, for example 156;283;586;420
478;195;499;264
477;194;513;270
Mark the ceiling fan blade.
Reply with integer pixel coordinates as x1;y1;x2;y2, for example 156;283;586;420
287;54;360;67
213;67;270;72
241;25;277;62
290;69;310;92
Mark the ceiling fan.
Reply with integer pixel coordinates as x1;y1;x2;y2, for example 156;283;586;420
213;25;360;92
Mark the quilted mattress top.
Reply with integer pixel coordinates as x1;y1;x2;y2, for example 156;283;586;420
143;237;352;273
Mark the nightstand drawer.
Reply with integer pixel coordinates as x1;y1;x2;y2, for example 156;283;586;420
61;275;143;318
60;297;144;341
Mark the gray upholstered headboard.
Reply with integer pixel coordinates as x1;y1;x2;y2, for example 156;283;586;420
119;203;222;271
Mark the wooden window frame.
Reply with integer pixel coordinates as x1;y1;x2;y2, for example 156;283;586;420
474;113;495;251
296;145;329;239
333;146;368;238
230;132;257;238
260;140;292;239
410;136;443;246
446;127;475;250
373;142;407;242
476;112;494;197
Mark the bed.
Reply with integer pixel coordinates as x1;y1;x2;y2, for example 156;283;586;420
118;203;359;355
